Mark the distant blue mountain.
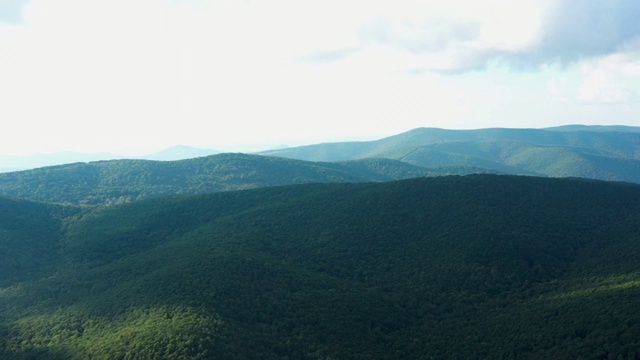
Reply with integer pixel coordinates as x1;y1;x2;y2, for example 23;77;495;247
545;124;640;133
260;125;640;183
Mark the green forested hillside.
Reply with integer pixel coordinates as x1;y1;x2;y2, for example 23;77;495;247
0;198;78;287
262;126;640;161
261;126;640;183
382;140;640;181
0;153;462;205
1;175;640;359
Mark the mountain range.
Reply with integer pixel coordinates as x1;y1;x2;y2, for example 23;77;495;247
0;153;496;205
2;125;640;358
1;125;640;206
261;125;640;182
4;125;640;184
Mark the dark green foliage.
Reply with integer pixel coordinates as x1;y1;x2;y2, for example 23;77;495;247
0;154;452;206
0;197;79;287
1;175;640;358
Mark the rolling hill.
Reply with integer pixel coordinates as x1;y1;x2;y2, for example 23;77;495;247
0;153;493;205
261;126;640;183
1;175;640;359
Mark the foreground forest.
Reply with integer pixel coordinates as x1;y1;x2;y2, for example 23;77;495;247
1;175;640;359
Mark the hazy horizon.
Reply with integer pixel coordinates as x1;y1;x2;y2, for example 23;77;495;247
2;123;639;161
2;1;640;156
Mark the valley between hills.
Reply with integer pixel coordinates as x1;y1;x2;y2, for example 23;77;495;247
1;126;640;359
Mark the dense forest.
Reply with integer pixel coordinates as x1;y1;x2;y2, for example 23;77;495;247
1;175;640;358
0;153;493;205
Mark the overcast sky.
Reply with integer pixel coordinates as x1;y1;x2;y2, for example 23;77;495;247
1;0;640;155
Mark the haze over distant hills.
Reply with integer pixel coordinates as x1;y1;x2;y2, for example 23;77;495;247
4;125;639;174
2;125;640;205
261;125;640;183
0;145;219;173
545;124;640;133
4;125;640;182
141;145;219;161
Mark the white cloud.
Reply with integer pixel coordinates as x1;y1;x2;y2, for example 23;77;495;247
1;0;640;156
350;0;640;72
546;76;570;102
579;73;637;104
352;0;545;72
578;51;640;104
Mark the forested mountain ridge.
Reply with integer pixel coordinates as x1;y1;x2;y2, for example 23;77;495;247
3;126;639;205
546;124;640;133
0;153;493;205
261;126;640;183
2;175;640;358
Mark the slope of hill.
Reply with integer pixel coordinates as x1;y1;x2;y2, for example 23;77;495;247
0;197;79;287
260;126;640;182
1;175;640;359
0;153;491;206
379;140;640;181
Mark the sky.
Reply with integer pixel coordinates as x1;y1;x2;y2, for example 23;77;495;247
1;0;640;156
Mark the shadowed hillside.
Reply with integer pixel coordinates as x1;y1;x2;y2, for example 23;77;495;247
0;198;78;287
1;175;640;358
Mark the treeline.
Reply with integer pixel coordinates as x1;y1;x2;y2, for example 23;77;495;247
0;154;469;206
